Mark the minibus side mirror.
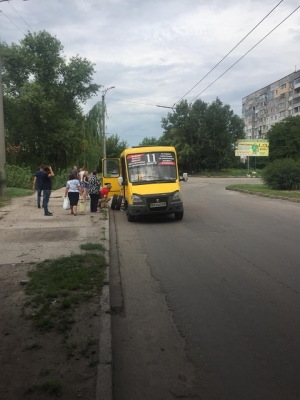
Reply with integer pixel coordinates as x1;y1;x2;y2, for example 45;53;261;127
118;177;123;186
180;173;188;182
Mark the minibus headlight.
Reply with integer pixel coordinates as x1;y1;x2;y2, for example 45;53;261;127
172;191;182;201
132;194;142;203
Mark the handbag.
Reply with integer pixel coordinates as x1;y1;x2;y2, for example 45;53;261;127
63;196;70;210
78;199;86;213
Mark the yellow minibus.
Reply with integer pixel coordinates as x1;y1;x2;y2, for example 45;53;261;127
102;145;188;222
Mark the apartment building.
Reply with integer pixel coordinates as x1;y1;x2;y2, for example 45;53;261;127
242;70;300;139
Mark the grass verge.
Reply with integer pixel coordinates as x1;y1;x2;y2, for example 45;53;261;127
22;251;106;333
193;169;261;177
0;188;34;208
227;184;300;199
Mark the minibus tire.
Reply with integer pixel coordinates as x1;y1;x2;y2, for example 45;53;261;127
111;194;118;210
174;211;184;220
126;211;135;222
116;195;123;210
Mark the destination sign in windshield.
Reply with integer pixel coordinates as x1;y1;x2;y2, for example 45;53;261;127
126;152;176;182
127;152;175;168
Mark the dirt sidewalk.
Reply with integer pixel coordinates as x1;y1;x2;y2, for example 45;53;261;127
0;189;111;400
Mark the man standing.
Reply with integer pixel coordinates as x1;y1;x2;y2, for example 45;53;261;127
32;165;44;208
41;166;55;216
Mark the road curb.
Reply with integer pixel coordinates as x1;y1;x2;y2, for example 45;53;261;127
226;186;300;203
96;212;112;400
96;279;112;400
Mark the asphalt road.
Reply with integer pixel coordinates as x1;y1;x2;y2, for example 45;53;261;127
111;177;300;400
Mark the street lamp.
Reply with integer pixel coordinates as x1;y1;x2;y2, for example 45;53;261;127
102;86;115;159
156;104;175;110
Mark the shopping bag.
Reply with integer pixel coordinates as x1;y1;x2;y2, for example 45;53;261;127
79;200;86;213
63;196;70;210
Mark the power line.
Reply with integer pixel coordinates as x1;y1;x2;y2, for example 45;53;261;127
107;96;243;111
109;92;159;106
8;0;32;31
0;10;25;34
190;5;300;103
175;0;284;105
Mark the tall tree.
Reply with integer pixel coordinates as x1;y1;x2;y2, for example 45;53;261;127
1;30;101;170
161;98;244;171
106;134;129;158
266;116;300;161
139;136;160;146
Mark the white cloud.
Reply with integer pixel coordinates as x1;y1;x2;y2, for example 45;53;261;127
1;0;300;145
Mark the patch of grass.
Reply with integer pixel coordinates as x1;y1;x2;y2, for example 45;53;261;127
88;355;98;367
80;243;105;251
194;169;261;177
79;336;97;357
101;227;106;240
24;385;39;395
227;184;300;199
66;341;78;359
39;368;51;377
23;253;105;332
41;380;62;396
25;342;42;351
100;209;108;219
0;187;34;208
24;380;62;397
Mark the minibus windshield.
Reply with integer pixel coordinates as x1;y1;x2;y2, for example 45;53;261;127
126;151;177;184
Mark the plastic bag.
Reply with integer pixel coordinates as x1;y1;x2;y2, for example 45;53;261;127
63;196;70;210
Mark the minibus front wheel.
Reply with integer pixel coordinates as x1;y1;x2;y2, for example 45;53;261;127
126;210;135;222
174;211;184;220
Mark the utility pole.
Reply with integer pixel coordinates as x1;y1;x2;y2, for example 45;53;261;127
0;51;6;196
101;86;115;160
0;0;28;195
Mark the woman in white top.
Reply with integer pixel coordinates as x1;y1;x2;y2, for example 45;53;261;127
64;174;82;216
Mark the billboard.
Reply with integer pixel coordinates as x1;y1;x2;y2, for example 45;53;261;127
235;139;269;157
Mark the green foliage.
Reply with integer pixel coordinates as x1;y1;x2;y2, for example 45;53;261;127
266;116;300;161
160;98;245;171
227;184;300;198
0;168;4;183
6;163;68;190
261;158;300;190
52;168;70;190
139;136;160;146
0;187;34;208
6;164;32;189
106;134;129;158
24;253;105;332
1;30;101;170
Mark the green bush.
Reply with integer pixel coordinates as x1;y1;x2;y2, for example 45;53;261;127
6;164;71;190
6;164;33;189
52;168;70;190
261;158;300;190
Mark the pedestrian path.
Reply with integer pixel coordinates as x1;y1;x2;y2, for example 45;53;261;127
0;187;109;264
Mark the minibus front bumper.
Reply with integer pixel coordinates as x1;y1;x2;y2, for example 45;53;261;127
128;193;183;216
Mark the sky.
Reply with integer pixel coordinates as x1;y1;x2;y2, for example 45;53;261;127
1;0;300;146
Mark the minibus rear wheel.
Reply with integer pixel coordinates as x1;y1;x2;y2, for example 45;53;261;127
116;195;123;210
111;194;118;210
